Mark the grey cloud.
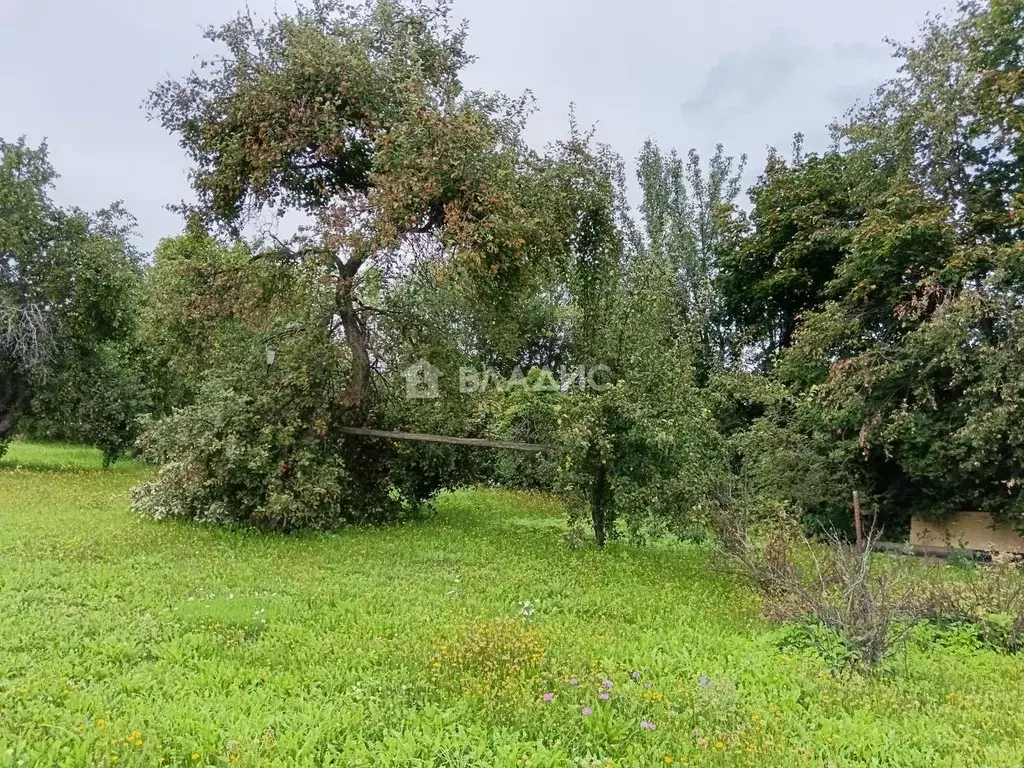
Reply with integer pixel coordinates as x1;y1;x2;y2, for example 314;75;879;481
681;31;890;121
682;30;811;115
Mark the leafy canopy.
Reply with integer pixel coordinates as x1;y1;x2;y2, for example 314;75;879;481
0;138;145;462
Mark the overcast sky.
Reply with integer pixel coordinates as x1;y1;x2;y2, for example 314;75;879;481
0;0;947;251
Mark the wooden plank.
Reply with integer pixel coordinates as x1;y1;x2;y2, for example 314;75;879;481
339;426;556;454
874;541;991;561
911;512;1024;555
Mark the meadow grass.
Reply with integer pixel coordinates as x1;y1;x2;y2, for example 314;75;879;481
1;442;1023;767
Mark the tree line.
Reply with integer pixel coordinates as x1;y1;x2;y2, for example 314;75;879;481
3;0;1023;543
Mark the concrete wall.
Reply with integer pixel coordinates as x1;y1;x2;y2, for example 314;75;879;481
911;512;1024;554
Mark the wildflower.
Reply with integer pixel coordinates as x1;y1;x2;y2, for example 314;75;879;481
568;677;579;686
641;720;656;731
632;670;641;681
697;737;708;748
599;693;610;701
542;692;555;702
582;706;593;717
192;753;201;761
715;742;724;750
664;758;673;765
602;679;613;689
698;675;710;687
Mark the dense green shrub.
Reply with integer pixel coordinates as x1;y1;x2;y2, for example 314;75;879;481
133;382;375;531
132;310;455;530
559;378;724;546
133;381;482;530
481;369;563;492
25;343;154;465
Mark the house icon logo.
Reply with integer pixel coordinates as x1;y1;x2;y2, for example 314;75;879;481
403;359;443;399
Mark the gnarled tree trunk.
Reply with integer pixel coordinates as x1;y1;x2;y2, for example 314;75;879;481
334;260;371;410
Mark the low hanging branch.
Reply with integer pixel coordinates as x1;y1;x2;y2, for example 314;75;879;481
339;426;556;454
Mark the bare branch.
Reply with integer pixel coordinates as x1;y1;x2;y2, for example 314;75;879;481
0;301;54;368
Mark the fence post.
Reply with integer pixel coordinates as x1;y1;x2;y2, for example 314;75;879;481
853;490;864;554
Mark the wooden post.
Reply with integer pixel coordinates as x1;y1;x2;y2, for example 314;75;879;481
853;491;864;554
338;426;555;453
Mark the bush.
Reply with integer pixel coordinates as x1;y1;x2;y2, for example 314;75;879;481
383;438;485;510
131;330;461;530
714;502;914;670
25;343;153;465
717;493;1024;666
559;380;724;547
481;369;562;492
906;554;1024;653
134;379;376;530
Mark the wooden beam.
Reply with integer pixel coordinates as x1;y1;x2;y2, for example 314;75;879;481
873;542;992;561
339;426;556;454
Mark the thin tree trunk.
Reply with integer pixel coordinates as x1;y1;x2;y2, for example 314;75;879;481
591;465;609;548
0;378;30;440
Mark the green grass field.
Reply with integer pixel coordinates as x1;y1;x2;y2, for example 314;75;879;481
1;442;1023;767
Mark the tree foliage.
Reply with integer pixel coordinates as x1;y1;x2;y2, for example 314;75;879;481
718;144;866;370
0;138;146;462
725;0;1024;532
